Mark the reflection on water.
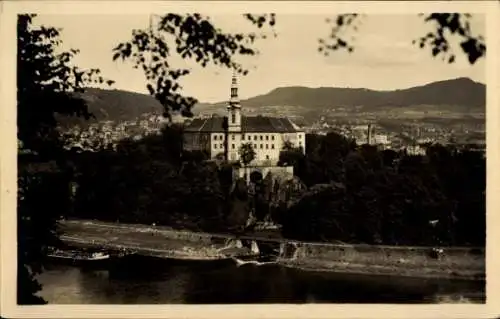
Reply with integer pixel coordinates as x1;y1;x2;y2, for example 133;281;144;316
36;257;485;304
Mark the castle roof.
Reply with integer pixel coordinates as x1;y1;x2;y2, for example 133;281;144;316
184;115;302;133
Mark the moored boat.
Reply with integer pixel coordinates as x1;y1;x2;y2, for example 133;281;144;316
46;248;111;269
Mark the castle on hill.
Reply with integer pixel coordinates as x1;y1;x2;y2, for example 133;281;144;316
183;74;305;166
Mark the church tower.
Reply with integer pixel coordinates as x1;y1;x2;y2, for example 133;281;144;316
227;73;242;132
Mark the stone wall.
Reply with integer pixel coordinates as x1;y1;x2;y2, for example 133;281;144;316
233;165;294;181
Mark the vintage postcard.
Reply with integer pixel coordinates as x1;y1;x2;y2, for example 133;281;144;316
1;0;499;318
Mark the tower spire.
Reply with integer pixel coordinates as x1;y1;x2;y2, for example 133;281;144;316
229;71;240;108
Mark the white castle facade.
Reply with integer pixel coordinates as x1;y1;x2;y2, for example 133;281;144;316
183;75;305;166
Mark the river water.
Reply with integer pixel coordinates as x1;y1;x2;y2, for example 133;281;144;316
36;256;484;304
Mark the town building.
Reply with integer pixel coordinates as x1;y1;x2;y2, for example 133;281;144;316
183;75;305;166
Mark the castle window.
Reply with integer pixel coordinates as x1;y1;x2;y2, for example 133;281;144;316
254;144;257;148
265;144;269;149
266;135;269;140
254;136;257;141
232;144;235;149
214;135;217;140
232;135;235;140
271;136;275;141
214;144;217;149
260;144;263;149
260;135;263;140
266;155;270;160
231;113;236;124
220;143;223;148
271;144;275;149
241;134;245;140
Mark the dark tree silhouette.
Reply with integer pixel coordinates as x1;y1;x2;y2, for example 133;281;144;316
416;13;485;64
17;14;113;304
239;143;256;167
281;132;485;247
318;13;485;65
112;13;276;119
17;15;114;156
239;142;256;183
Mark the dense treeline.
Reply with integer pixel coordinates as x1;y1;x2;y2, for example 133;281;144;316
67;126;231;232
31;127;485;247
280;133;485;246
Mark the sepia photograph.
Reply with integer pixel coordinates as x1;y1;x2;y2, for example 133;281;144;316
1;0;499;318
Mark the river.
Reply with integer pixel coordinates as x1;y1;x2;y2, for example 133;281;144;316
36;256;485;304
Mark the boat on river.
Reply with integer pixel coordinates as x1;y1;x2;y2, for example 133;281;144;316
47;248;111;268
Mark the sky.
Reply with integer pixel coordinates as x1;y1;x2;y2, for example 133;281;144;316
35;14;486;103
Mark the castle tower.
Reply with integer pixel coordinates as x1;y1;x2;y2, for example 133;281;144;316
227;73;242;132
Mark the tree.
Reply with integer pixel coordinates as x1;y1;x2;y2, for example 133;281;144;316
112;14;276;119
238;142;256;184
318;13;485;65
17;14;112;304
239;142;256;166
17;15;113;157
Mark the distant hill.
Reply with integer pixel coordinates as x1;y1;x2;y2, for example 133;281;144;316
57;88;163;127
196;77;485;111
56;77;485;128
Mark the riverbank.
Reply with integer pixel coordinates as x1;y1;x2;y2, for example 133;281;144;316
59;219;485;281
279;241;484;281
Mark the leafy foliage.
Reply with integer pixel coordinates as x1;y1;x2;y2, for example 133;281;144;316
17;14;114;156
281;132;485;246
319;13;485;65
112;13;276;119
70;128;232;232
416;13;486;64
319;14;361;54
63;126;484;248
238;143;256;166
17;14;113;304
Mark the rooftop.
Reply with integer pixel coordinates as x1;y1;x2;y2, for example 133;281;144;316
184;115;303;133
